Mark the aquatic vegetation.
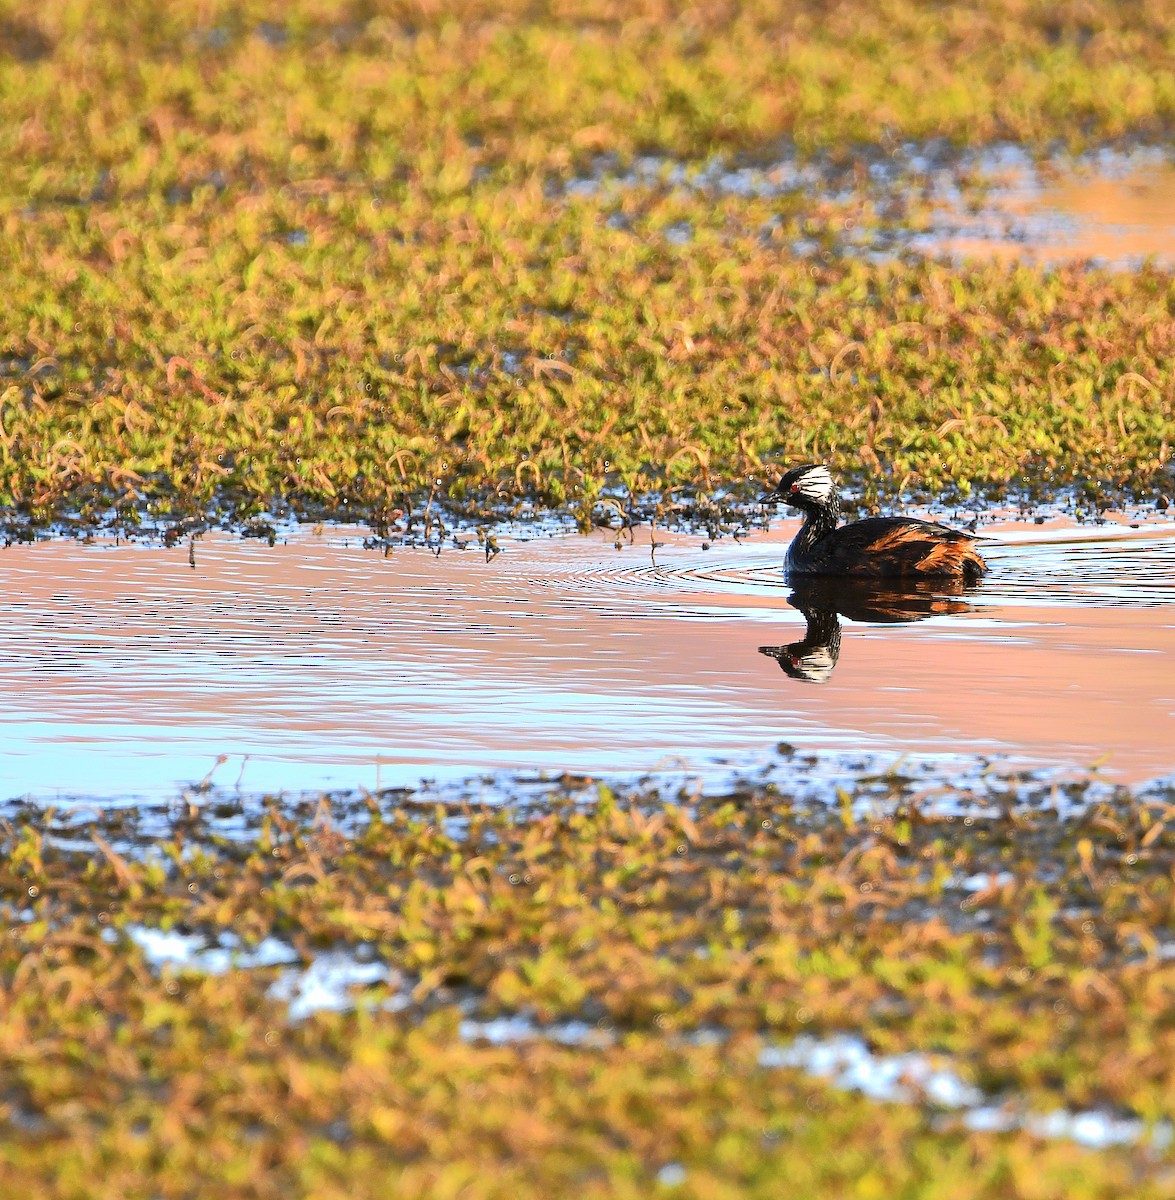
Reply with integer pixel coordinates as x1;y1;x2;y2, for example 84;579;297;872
1;771;1173;1194
0;1;1172;535
3;179;1172;535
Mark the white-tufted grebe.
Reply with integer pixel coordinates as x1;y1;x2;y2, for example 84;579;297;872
767;464;987;582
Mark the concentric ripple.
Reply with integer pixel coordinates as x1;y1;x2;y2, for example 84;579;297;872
505;522;1175;610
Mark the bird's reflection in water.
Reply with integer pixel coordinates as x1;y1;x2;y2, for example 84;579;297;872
759;577;975;684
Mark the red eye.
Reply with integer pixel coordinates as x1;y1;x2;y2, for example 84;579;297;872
789;482;800;493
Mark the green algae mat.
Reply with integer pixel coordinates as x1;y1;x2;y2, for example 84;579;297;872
3;2;1175;1195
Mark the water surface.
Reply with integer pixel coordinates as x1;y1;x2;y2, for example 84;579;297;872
4;513;1173;803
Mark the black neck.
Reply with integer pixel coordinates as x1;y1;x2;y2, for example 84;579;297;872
788;495;840;562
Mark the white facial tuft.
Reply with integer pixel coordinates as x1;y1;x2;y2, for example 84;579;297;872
793;466;836;504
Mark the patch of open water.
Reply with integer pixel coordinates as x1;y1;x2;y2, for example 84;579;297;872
567;143;1175;268
903;145;1175;268
3;510;1173;804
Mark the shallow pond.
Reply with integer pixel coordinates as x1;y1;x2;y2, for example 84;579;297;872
5;508;1173;804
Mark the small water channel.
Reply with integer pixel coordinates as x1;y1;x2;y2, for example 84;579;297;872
5;508;1173;805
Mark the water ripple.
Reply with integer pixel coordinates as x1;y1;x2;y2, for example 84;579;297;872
1;521;1172;802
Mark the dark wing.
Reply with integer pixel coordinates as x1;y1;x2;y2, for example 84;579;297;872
820;517;986;581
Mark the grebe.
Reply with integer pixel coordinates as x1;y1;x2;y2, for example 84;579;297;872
767;464;987;582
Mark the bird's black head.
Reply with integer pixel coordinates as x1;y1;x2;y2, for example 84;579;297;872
766;463;839;511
